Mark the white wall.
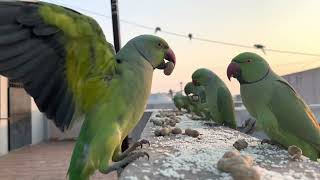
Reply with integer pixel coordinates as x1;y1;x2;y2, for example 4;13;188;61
31;99;47;144
47;118;83;140
0;77;8;156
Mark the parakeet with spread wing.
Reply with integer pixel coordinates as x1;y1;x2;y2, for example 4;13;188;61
227;52;320;160
0;1;176;179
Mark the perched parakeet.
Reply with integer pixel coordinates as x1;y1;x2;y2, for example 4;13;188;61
173;93;192;112
192;68;237;129
227;52;320;160
184;82;211;119
0;1;176;179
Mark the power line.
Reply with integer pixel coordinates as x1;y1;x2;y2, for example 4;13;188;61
48;0;111;18
210;58;320;74
264;48;320;57
193;37;253;49
119;19;154;31
274;59;320;67
46;0;320;58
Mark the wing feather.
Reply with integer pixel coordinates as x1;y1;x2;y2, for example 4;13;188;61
0;1;117;130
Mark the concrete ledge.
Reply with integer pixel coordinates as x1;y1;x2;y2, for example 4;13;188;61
120;111;320;180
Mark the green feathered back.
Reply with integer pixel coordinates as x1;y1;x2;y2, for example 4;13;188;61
0;2;119;179
39;3;117;118
0;1;119;129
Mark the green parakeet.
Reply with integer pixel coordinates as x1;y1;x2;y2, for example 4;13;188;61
173;93;192;112
184;82;211;119
192;68;237;129
0;1;176;179
227;52;320;160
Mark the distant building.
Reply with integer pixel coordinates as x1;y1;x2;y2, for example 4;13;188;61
283;67;320;105
146;93;175;109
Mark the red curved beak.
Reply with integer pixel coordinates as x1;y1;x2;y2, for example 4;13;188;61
165;48;176;65
227;63;240;81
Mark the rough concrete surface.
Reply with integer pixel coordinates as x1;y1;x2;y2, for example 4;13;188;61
120;111;320;180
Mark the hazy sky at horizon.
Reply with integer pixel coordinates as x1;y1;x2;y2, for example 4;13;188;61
44;0;320;95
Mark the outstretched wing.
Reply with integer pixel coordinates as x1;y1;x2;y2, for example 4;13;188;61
270;79;320;150
0;1;117;131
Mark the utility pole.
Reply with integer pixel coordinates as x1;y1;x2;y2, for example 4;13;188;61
110;0;128;152
111;0;121;52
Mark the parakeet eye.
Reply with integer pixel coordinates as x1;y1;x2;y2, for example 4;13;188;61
157;43;163;48
246;59;252;63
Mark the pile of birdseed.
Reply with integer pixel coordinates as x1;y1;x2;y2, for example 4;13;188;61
120;111;320;180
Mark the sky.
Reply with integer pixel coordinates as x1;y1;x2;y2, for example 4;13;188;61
44;0;320;95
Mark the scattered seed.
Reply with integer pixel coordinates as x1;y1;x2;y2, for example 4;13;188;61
154;129;162;136
171;127;182;134
288;145;302;160
160;127;171;136
185;128;200;138
233;139;248;151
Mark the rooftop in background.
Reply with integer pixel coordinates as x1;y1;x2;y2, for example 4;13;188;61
147;93;173;105
147;93;175;109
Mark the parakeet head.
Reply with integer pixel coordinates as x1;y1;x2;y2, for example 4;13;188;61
184;82;200;102
192;68;216;86
124;35;176;75
227;52;270;84
184;82;195;95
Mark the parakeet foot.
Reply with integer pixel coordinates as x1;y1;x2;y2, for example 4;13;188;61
127;139;150;151
116;139;150;161
99;151;149;174
136;139;150;148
